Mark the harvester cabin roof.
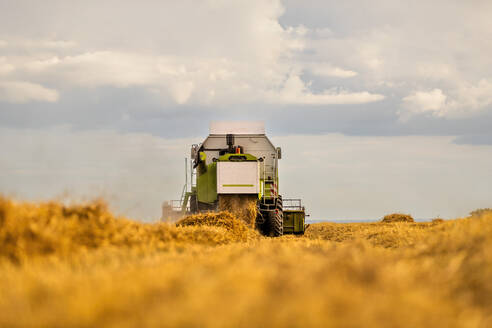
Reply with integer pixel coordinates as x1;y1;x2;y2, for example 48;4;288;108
198;121;277;165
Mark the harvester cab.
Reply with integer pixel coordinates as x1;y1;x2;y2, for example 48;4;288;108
169;121;306;236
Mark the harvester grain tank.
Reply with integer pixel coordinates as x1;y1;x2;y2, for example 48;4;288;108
171;121;306;236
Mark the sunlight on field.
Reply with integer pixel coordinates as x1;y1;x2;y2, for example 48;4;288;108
1;196;492;327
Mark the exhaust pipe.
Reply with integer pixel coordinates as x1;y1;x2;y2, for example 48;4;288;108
226;134;235;153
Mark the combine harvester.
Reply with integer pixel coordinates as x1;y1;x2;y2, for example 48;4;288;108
169;121;306;236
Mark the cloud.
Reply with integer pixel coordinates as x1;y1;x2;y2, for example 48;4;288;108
10;50;380;106
0;57;14;75
282;1;492;118
169;80;195;105
23;39;77;49
3;38;77;50
0;1;382;107
1;0;491;141
0;81;59;103
401;81;492;119
29;52;156;87
266;74;384;105
307;63;358;78
449;79;492;113
402;89;447;117
23;56;61;72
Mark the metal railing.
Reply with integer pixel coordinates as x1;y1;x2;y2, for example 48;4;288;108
169;199;189;211
283;198;304;211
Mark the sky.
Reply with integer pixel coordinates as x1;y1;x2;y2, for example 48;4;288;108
1;0;491;220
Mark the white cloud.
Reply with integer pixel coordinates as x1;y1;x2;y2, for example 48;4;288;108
416;63;456;80
2;0;491;117
307;63;358;78
30;40;77;49
11;50;380;106
449;79;492;112
402;89;447;117
5;38;77;50
23;56;61;72
0;81;59;103
313;28;333;38
266;74;384;105
38;52;156;87
169;80;195;105
401;80;492;119
0;57;14;75
0;1;382;107
290;1;492;118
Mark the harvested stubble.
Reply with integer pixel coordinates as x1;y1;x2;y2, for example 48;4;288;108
304;221;436;248
2;196;492;328
0;197;255;264
381;213;414;223
470;208;492;218
218;194;258;227
176;211;258;241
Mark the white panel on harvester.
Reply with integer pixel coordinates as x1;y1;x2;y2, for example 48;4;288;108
209;121;265;135
217;161;260;194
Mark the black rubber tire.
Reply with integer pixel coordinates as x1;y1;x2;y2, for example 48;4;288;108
277;195;283;213
257;196;284;237
269;210;283;237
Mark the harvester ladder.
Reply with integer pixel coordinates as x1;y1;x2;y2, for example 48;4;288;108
181;191;191;213
178;157;191;213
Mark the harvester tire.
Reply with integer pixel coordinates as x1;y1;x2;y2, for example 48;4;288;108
268;196;283;237
269;210;283;237
277;195;283;213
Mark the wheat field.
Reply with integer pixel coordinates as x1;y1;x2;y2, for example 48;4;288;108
0;196;491;327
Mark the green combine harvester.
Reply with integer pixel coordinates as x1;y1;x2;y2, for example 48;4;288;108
171;121;306;236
